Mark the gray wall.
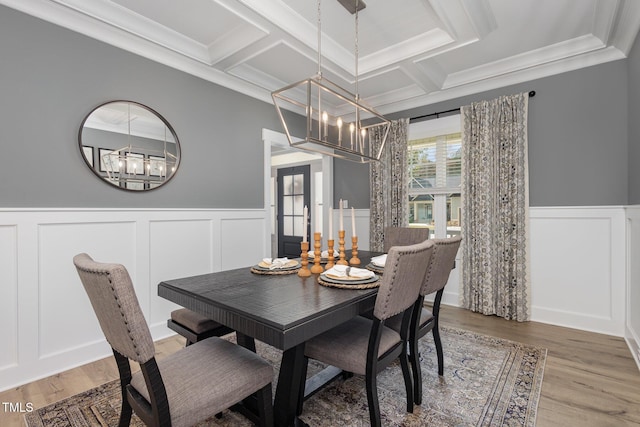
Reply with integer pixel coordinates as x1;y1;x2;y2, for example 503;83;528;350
0;5;304;208
629;30;640;204
335;60;630;207
1;5;632;209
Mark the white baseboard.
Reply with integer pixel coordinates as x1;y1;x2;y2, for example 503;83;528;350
625;325;640;372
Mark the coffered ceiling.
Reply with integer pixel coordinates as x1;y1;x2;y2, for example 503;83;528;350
4;0;640;114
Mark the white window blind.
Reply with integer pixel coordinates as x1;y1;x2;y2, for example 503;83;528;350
408;115;462;238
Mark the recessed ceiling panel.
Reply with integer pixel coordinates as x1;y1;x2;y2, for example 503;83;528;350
239;42;320;88
281;0;442;57
357;67;415;96
111;0;242;45
433;0;599;74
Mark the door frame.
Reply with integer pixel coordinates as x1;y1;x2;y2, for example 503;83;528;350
276;164;311;257
262;128;333;258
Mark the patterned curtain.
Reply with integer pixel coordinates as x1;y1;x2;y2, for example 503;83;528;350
460;93;531;321
369;118;409;252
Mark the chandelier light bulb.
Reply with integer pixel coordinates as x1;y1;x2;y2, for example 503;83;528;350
322;111;328;140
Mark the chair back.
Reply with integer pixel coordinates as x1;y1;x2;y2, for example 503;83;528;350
73;253;155;363
420;236;462;296
373;239;435;320
383;227;430;252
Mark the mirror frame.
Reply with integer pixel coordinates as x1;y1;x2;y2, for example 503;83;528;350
78;100;181;192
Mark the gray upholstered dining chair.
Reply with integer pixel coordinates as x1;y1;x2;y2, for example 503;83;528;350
73;253;274;427
383;226;430;252
386;236;461;405
299;239;435;427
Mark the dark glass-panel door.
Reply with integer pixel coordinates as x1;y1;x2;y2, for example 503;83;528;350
277;165;310;258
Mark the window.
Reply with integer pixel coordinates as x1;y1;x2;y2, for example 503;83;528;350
408;115;462;238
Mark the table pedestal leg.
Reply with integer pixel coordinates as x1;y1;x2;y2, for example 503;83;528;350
274;343;309;427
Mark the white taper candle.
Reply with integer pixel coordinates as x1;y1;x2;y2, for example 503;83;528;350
351;207;356;237
302;205;308;242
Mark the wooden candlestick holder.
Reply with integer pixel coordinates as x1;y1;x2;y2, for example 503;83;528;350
311;232;324;274
349;236;361;265
337;230;349;265
325;239;335;269
298;241;311;277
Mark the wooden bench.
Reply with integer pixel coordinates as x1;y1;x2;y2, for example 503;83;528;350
167;308;233;346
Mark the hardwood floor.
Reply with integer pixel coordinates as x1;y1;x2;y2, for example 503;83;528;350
1;306;638;426
439;307;640;427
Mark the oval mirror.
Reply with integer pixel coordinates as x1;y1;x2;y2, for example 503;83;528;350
79;101;180;191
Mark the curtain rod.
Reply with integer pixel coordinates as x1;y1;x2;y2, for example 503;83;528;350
409;90;536;122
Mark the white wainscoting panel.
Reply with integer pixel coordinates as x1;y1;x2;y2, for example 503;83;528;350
0;205;632;391
220;217;268;270
354;209;370;251
148;219;214;328
0;225;18;372
529;207;626;336
626;206;640;370
353;207;627;336
0;208;268;393
38;221;137;360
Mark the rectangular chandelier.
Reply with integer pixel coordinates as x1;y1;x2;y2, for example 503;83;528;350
272;74;390;163
272;0;389;163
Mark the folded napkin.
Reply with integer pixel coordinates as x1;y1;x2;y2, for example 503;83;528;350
261;257;291;270
371;254;387;267
325;264;375;280
309;249;339;259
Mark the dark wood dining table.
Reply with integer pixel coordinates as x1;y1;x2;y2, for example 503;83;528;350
158;250;383;427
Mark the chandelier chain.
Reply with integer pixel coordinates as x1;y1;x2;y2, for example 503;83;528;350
317;0;322;77
355;0;359;100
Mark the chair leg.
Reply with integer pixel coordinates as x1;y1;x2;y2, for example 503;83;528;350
112;350;133;427
256;383;274;427
408;334;422;405
117;400;133;427
399;352;414;413
365;374;382;427
433;325;444;376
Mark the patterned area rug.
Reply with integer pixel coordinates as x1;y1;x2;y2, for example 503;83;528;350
25;327;546;427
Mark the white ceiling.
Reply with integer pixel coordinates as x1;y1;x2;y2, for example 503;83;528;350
4;0;640;114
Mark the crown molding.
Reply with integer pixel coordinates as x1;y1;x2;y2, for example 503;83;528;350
442;34;607;90
53;0;211;63
375;45;627;115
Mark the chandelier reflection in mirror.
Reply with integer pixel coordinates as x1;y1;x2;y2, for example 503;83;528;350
271;0;390;163
79;101;180;191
